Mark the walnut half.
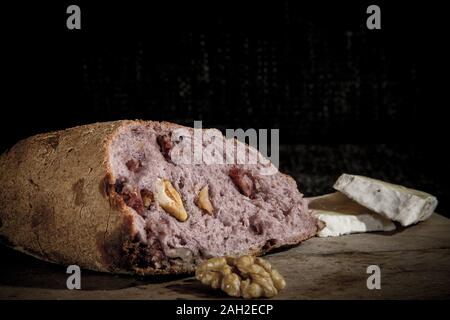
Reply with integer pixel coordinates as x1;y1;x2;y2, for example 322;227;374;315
197;185;214;215
154;178;188;221
195;255;286;298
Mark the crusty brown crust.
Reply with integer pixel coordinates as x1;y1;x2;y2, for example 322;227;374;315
0;120;319;275
0;121;132;273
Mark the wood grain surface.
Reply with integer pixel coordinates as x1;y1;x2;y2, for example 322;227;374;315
1;214;449;300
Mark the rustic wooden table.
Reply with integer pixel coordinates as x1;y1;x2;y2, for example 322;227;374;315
1;214;449;299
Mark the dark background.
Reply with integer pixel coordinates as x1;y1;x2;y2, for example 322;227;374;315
2;1;448;214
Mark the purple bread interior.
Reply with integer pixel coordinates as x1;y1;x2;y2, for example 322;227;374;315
108;122;318;272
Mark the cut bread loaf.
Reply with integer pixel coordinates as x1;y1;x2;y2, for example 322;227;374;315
0;120;320;275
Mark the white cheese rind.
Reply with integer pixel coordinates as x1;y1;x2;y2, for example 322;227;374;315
309;192;396;237
314;210;396;237
333;174;438;227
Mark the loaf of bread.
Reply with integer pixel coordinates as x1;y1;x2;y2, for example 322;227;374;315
0;120;320;275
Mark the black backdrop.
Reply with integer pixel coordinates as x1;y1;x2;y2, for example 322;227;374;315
2;1;448;214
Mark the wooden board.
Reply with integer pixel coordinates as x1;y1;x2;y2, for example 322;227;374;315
1;214;449;299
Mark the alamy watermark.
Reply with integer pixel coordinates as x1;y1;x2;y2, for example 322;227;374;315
366;5;381;30
366;265;381;290
66;5;81;30
66;5;381;31
66;265;81;289
167;121;279;175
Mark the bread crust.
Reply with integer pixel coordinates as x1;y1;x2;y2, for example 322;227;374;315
0;120;318;275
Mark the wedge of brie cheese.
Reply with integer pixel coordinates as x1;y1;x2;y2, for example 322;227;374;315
333;174;438;227
309;192;396;237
